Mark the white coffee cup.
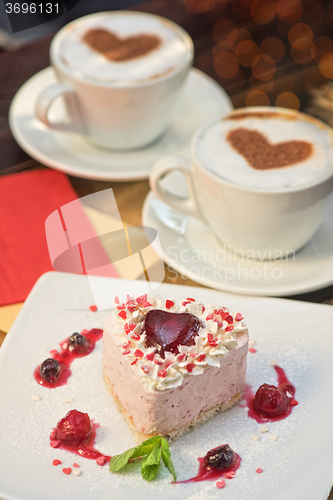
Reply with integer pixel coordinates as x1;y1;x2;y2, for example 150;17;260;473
150;106;333;259
35;11;193;150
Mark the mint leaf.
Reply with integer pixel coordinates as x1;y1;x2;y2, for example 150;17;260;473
131;436;162;459
109;436;162;473
161;438;177;482
110;447;138;472
141;442;162;482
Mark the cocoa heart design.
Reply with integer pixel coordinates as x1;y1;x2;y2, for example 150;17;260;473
144;310;203;358
83;28;161;62
227;127;313;170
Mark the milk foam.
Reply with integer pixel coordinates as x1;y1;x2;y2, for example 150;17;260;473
58;13;189;83
195;114;333;190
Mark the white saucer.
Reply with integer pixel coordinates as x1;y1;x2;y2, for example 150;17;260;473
9;67;232;181
142;173;333;296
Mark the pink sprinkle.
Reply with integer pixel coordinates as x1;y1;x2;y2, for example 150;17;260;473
131;359;138;366
206;313;214;321
52;459;61;466
141;365;150;373
256;468;263;473
182;301;191;306
124;323;135;334
197;354;205;362
186;363;196;373
207;333;214;342
122;341;131;349
142;300;152;308
224;471;235;479
146;352;155;361
50;429;56;440
225;325;234;332
177;353;185;361
136;294;147;304
50;440;60;448
216;480;226;489
122;349;130;355
131;334;140;341
134;349;144;358
49;349;58;356
96;456;107;466
118;310;127;320
165;300;174;309
114;295;120;304
73;463;80;468
225;315;233;324
186;297;195;302
290;398;298;406
235;312;244;321
117;303;126;310
249;347;257;353
158;369;167;378
62;467;72;475
89;305;97;312
154;359;163;366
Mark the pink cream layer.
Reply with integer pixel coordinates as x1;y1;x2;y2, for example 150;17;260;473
102;316;248;436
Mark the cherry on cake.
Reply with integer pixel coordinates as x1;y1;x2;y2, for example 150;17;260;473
102;294;248;443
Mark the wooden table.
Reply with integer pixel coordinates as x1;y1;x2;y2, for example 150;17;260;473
0;1;333;498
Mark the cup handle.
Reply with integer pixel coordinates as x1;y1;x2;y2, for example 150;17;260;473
150;156;206;222
35;83;84;133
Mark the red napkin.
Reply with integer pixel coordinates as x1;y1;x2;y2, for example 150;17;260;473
0;169;116;306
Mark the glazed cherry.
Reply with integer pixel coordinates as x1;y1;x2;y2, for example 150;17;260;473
39;358;61;383
144;310;202;357
68;332;89;353
204;445;236;471
55;409;93;445
254;383;291;417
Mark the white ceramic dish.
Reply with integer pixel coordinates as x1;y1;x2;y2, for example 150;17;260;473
142;179;333;296
9;67;232;181
0;272;333;500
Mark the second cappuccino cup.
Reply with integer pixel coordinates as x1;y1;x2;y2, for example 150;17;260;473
150;107;333;259
35;11;194;150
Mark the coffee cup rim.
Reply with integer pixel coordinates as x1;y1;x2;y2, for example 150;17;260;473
50;10;194;88
191;106;333;194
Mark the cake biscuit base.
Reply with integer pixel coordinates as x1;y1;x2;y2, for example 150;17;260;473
103;370;243;444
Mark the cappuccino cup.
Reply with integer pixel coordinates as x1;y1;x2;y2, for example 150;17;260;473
35;11;193;149
150;106;333;259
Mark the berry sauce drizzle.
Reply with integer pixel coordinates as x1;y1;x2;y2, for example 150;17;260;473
50;409;110;463
176;446;241;484
34;328;103;388
244;365;298;423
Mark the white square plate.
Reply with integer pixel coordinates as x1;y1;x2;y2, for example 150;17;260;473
0;272;333;500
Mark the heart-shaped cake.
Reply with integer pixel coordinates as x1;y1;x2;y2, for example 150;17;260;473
144;309;203;357
227;127;313;170
83;28;161;62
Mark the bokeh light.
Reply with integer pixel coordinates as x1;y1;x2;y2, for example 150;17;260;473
319;53;333;79
227;28;252;50
236;40;260;67
214;51;239;78
250;0;276;24
260;37;285;63
213;18;237;43
275;92;300;110
249;77;274;92
246;90;270;106
271;75;294;96
251;55;276;81
288;23;313;50
276;0;302;24
313;37;333;63
291;44;315;65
